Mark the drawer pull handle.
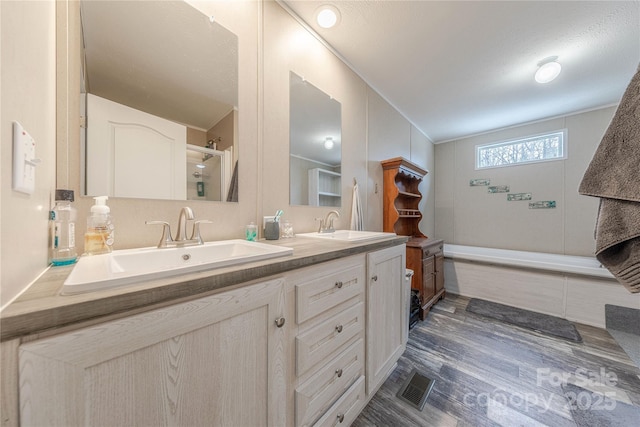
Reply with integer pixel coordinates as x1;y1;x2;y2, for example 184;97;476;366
335;368;343;378
335;281;343;289
274;317;286;328
335;324;343;333
337;413;345;423
372;275;378;282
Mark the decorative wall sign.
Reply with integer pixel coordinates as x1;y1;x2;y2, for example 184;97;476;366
488;185;510;193
470;179;490;186
507;193;532;201
529;201;556;209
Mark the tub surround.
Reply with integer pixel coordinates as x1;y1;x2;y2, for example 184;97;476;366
0;235;407;342
444;244;614;279
443;244;640;329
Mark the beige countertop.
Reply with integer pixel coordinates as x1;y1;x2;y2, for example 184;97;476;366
1;235;407;342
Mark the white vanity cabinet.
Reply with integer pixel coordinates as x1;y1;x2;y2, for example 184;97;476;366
366;244;408;395
18;278;288;426
12;242;408;427
288;254;367;427
288;245;407;426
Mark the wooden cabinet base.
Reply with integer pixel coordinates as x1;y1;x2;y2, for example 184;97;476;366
406;237;444;321
420;288;446;320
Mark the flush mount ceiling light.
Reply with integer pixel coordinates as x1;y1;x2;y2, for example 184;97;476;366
535;57;562;84
316;5;341;29
324;137;334;149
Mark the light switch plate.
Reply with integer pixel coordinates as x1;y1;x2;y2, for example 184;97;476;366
12;122;37;194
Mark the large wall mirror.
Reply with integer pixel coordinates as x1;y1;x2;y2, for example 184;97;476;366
80;0;239;202
289;72;342;206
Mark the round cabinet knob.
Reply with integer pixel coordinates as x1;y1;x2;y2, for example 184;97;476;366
335;368;343;378
372;275;378;282
274;317;286;328
335;281;343;289
335;325;343;333
337;414;345;423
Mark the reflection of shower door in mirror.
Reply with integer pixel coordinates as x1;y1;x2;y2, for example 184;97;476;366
86;94;186;200
185;145;232;201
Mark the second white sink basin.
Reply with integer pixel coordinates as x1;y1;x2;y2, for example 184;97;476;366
62;240;293;295
297;230;396;242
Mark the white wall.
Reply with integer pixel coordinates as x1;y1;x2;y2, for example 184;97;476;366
0;1;435;306
1;1;57;308
261;2;434;236
434;107;616;256
411;126;435;238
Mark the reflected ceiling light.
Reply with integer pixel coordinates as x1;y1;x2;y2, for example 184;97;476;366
324;137;334;149
196;163;206;169
535;57;561;83
316;5;340;29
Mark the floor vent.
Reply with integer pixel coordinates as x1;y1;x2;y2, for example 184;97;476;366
396;369;435;411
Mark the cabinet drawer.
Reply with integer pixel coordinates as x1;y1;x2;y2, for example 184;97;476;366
422;246;442;258
296;339;364;427
296;302;364;376
296;264;364;324
312;376;366;427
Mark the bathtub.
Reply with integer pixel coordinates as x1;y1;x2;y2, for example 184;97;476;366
443;244;614;279
441;244;640;328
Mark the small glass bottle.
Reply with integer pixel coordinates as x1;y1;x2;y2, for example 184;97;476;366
245;222;257;241
50;189;78;266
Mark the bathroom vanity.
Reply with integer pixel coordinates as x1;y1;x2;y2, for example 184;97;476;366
1;236;407;426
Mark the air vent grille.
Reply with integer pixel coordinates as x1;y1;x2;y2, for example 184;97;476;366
396;369;434;411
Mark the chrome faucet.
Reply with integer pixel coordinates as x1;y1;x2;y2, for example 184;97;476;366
146;207;212;248
175;207;194;242
316;210;340;233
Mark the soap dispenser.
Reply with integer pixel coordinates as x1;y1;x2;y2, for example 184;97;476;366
84;196;114;255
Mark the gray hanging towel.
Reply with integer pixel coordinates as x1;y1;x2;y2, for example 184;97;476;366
579;65;640;293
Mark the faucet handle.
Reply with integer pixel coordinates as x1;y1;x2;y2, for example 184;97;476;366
314;217;325;233
191;220;213;244
145;221;173;248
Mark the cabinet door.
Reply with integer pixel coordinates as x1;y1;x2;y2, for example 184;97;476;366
435;252;445;294
422;256;436;302
19;279;287;426
366;244;407;395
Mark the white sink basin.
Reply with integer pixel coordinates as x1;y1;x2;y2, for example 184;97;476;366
296;230;396;242
62;240;293;295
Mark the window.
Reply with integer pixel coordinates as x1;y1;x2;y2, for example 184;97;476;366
476;130;566;169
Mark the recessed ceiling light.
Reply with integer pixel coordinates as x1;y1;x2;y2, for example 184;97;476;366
535;58;561;84
324;137;334;149
316;5;340;29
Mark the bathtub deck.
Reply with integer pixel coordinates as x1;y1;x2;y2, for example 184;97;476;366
353;294;640;427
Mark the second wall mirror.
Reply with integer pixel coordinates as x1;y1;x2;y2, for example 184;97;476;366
289;72;342;207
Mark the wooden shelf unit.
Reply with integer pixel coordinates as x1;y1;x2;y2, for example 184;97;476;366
381;157;445;319
381;157;426;237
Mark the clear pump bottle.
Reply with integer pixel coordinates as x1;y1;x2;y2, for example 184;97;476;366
84;196;114;255
50;189;78;266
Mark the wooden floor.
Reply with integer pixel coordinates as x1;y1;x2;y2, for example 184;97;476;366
353;294;640;426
